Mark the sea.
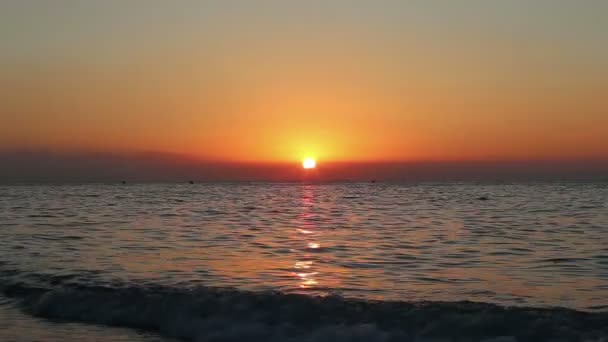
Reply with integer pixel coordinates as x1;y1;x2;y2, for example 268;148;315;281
0;182;607;341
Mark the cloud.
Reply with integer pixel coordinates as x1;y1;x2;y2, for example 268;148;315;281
0;150;606;182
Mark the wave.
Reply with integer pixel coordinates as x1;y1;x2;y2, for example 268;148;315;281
1;278;607;341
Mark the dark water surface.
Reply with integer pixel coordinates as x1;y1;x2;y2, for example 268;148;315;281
1;183;607;341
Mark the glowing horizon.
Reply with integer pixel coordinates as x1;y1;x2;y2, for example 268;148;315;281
1;1;607;164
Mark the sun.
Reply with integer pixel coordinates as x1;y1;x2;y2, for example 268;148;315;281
302;158;316;169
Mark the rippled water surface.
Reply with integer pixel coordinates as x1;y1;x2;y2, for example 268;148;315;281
1;182;607;312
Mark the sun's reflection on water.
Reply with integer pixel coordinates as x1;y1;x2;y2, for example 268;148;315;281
293;185;323;290
307;242;320;249
294;260;313;269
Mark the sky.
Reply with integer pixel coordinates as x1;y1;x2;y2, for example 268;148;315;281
1;1;607;180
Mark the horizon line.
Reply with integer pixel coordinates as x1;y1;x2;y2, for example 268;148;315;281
2;149;607;165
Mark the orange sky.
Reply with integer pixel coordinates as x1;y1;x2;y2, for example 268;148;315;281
1;1;607;163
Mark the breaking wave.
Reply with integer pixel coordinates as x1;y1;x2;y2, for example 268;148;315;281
1;276;607;342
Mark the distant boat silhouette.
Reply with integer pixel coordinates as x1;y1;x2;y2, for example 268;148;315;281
189;180;194;184
477;196;489;201
371;179;376;183
121;181;126;185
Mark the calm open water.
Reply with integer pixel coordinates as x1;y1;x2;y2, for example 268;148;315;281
1;183;607;341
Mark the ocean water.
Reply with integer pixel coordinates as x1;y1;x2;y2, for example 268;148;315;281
1;182;607;341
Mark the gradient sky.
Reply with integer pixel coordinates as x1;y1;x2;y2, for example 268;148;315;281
1;0;607;163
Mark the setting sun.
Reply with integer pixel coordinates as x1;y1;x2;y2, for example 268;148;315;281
302;158;317;169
